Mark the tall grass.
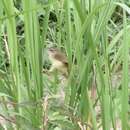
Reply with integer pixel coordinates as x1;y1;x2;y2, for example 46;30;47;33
0;0;130;130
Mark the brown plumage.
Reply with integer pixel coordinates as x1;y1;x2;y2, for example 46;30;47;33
48;48;68;62
47;47;69;77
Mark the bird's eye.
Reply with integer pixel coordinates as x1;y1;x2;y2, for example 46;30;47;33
49;48;56;52
50;49;54;51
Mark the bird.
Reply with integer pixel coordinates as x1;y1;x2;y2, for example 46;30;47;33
43;47;69;78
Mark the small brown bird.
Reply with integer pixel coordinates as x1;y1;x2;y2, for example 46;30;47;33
47;47;69;77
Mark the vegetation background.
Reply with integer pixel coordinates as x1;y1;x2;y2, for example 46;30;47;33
0;0;130;130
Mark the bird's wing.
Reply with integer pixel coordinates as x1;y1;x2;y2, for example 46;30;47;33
54;53;68;64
